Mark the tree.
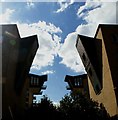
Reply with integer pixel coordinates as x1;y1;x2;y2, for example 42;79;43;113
58;92;110;120
24;94;117;120
24;95;61;120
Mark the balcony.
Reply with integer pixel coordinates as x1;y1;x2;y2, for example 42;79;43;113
41;85;47;89
33;96;36;100
34;91;42;95
66;86;71;90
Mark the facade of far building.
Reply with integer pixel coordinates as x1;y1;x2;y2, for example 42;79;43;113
65;74;90;98
1;24;48;120
76;24;118;117
24;73;47;108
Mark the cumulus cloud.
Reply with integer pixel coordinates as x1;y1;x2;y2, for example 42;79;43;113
58;1;117;74
0;8;15;24
77;1;102;17
58;32;86;73
0;8;62;73
1;2;116;75
55;0;75;13
16;21;62;70
40;70;55;75
76;1;116;37
17;21;62;37
31;21;62;34
76;23;98;37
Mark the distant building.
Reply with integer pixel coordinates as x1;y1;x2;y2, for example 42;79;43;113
24;74;47;108
65;74;90;98
1;24;47;119
76;24;118;116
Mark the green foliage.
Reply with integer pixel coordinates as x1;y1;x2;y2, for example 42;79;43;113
24;94;117;120
58;93;110;120
38;95;55;110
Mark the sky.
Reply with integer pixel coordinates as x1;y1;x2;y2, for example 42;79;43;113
0;0;117;104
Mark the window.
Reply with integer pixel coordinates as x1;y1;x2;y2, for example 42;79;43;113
75;78;79;86
31;77;34;85
36;78;39;85
82;53;86;61
79;78;83;86
74;77;83;87
30;76;40;86
34;77;37;85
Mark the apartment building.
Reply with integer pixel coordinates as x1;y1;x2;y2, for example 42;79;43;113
1;24;47;119
76;24;118;116
24;74;47;108
65;74;90;98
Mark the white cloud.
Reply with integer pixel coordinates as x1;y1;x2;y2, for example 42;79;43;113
15;21;86;74
1;2;116;75
17;21;62;37
53;101;60;107
31;21;62;34
26;0;35;8
55;0;75;13
58;32;86;73
64;1;116;74
56;2;69;13
0;8;15;24
77;1;102;17
83;3;116;24
76;23;98;37
57;2;116;73
41;70;55;75
0;8;62;73
76;1;116;37
16;21;62;70
55;0;109;13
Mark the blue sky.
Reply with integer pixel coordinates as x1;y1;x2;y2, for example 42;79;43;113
0;1;116;103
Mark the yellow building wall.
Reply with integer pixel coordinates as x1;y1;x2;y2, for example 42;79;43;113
88;28;118;116
20;77;41;108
